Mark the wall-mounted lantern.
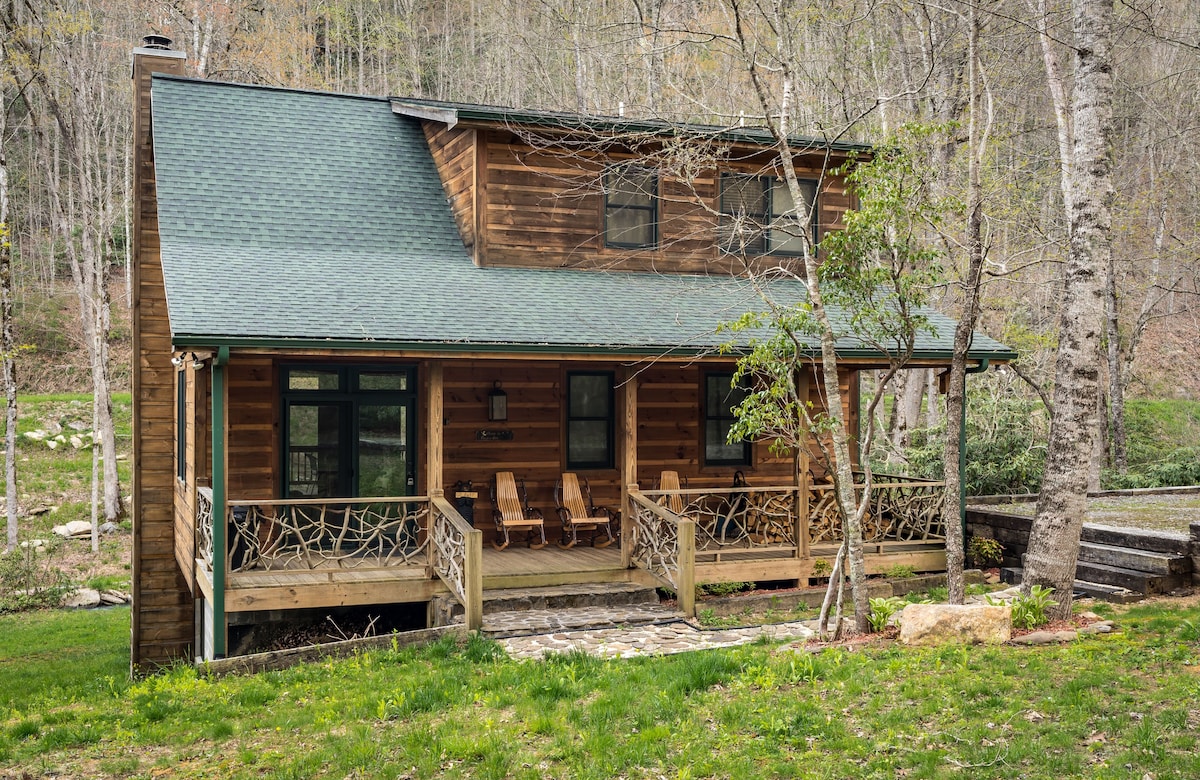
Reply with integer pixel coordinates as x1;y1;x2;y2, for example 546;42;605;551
488;381;508;422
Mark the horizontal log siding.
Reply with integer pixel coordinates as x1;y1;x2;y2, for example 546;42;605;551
133;49;192;669
422;126;855;274
226;356;277;500
172;367;198;595
423;124;477;250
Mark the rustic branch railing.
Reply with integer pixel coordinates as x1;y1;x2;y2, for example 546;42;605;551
429;496;482;631
628;492;695;616
196;486;214;571
808;477;947;544
640;485;799;552
224;496;430;572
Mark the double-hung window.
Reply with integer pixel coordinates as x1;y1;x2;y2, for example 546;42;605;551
604;165;658;249
705;373;751;466
566;371;614;469
719;173;817;255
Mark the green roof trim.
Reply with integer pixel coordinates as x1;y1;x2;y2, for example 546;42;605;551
390;97;873;154
149;75;1015;363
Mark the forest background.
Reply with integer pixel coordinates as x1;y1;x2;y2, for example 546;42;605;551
1;0;1199;542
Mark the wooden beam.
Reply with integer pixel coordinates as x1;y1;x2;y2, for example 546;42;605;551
620;366;638;568
428;361;444;496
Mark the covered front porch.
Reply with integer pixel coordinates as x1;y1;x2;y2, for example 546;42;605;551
177;350;958;658
191;473;947;657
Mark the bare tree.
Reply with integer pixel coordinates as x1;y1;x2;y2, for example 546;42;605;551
1;36;18;552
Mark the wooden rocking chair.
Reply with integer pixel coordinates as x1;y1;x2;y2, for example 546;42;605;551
490;471;548;551
554;473;615;549
657;470;687;515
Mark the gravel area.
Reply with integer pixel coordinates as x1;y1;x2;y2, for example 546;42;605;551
973;490;1200;534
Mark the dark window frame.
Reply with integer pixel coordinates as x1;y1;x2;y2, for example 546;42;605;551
718;172;818;256
704;372;752;467
280;364;417;499
176;369;187;482
565;371;615;470
604;164;659;249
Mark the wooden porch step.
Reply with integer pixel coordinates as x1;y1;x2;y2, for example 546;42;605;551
1072;561;1190;595
481;603;684;638
1077;541;1192;576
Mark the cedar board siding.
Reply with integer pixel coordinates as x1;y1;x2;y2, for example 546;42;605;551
424;125;854;275
212;357;851;550
133;50;192;669
423;124;477;252
172;367;197;596
226;356;278;500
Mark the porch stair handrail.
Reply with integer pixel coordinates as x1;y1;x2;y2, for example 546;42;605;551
628;490;695;617
196;486;215;572
429;496;483;631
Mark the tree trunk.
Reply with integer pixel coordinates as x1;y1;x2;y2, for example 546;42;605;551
941;0;989;604
1023;0;1115;619
1104;241;1127;472
0;76;17;552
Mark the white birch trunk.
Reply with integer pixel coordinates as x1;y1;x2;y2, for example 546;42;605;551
1023;0;1115;618
0;77;17;552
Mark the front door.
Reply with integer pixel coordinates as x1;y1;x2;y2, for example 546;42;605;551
282;365;416;499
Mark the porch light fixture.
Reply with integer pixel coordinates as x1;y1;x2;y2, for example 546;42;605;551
488;381;508;422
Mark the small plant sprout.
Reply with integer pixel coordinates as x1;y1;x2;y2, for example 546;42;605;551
867;596;906;632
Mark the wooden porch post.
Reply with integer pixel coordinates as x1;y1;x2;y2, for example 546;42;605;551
797;366;811;560
464;527;483;631
620;366;638;568
210;346;230;658
678;519;696;617
427;361;444;498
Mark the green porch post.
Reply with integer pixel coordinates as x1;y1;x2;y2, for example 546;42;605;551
961;359;990;540
210;346;230;658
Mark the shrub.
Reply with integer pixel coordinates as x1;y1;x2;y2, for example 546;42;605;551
966;537;1004;568
0;542;72;613
883;564;915;579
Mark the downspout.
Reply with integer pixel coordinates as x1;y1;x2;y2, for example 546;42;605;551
210;346;230;658
960;358;990;540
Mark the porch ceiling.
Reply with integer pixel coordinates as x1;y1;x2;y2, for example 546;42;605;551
151;75;1016;363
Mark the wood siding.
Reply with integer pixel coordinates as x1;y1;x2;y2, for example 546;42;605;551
423;124;477;253
422;124;854;275
227;356;278;500
132;49;190;669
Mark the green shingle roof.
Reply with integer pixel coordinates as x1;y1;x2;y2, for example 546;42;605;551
150;75;1015;361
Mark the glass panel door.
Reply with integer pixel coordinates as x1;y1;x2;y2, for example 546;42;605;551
356;402;412;497
286;402;346;497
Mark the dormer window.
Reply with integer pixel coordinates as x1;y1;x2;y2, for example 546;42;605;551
604;165;658;249
719;173;817;256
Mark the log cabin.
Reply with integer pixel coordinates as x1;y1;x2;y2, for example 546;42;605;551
130;40;1016;667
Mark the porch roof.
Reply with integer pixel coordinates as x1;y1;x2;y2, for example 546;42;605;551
150;75;1016;362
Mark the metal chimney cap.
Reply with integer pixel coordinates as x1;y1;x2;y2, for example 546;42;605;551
141;34;172;50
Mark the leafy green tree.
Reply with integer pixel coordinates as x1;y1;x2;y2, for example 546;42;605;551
726;126;952;633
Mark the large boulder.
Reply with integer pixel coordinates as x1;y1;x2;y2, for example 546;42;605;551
52;520;93;538
898;603;1011;646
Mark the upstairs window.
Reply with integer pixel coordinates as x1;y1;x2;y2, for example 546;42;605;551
719;173;817;256
604;165;658;249
705;373;751;466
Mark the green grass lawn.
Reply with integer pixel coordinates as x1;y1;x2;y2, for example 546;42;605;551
3;602;1200;778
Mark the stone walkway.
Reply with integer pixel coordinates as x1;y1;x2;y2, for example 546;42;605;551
496;615;816;660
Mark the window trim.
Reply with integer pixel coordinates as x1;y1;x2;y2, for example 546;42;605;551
718;172;818;256
704;372;752;467
279;364;417;499
603;164;659;249
176;369;187;483
565;370;615;470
